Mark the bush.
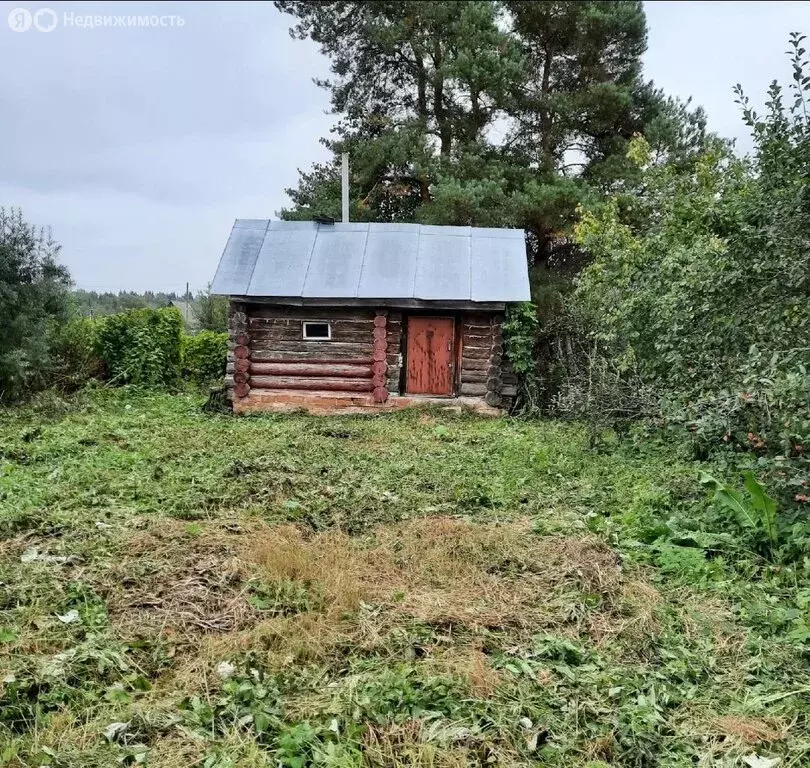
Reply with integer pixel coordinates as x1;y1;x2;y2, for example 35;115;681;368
0;209;71;403
192;285;228;332
46;316;103;392
181;330;228;384
95;307;182;386
569;37;810;545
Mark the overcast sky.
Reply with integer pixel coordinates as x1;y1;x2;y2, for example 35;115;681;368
1;1;808;293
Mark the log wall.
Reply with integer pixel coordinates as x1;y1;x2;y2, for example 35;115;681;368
226;301;513;411
458;311;510;409
227;303;390;406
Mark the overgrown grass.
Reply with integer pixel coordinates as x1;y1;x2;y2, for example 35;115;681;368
1;388;808;767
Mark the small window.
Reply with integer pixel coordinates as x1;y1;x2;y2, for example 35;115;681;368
302;321;331;340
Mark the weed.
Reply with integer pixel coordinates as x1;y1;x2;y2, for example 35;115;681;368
1;389;810;766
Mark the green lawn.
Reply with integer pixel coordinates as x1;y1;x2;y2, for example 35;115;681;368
0;389;808;767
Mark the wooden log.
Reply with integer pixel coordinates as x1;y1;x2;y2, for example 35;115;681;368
250;328;373;343
372;361;387;375
460;357;490;371
486;376;501;392
371;373;386;387
249;306;374;321
501;384;518;397
373;386;388;403
235;332;250;346
234;345;249;359
251;341;372;358
230;311;247;325
375;308;388;317
461;370;488;384
460;382;487;396
373;327;387;341
462;346;492;360
249;376;374;392
373;315;387;327
373;338;387;353
249;316;373;327
373;349;386;362
234;382;250;398
226;362;235;374
249;362;372;378
485;391;502;407
250;348;374;363
463;323;492;333
235;358;250;373
463;333;493;343
234;371;250;385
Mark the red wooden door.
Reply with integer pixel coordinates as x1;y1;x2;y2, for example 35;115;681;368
405;316;454;395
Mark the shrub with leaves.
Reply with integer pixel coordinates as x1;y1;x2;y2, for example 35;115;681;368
181;330;228;384
95;307;182;386
46;315;103;392
572;35;810;522
192;284;228;333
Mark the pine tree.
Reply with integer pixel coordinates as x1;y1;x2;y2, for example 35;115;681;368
275;1;705;267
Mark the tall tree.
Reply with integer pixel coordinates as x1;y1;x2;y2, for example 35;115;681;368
0;208;71;401
276;1;704;267
276;0;522;220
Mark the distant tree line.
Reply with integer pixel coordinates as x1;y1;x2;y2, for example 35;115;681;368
71;289;185;317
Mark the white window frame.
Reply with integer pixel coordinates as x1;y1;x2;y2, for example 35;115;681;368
302;321;332;341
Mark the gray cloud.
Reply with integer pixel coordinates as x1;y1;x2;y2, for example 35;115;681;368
0;1;333;291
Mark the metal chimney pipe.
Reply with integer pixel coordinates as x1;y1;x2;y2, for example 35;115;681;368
341;153;349;223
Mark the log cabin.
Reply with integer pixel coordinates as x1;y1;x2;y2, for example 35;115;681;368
210;220;530;415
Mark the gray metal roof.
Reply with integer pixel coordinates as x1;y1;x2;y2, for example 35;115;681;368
211;220;530;302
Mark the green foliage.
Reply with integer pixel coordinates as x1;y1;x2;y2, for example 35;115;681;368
3;389;810;764
249;579;315;616
571;36;810;531
503;302;539;375
193;285;228;333
0;208;71;403
71;288;184;317
180;669;283;739
700;471;780;557
95;307;182;386
275;1;704;263
46;315;103;392
345;666;465;725
181;330;228;385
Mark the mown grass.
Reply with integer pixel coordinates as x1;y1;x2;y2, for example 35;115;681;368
1;388;808;767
